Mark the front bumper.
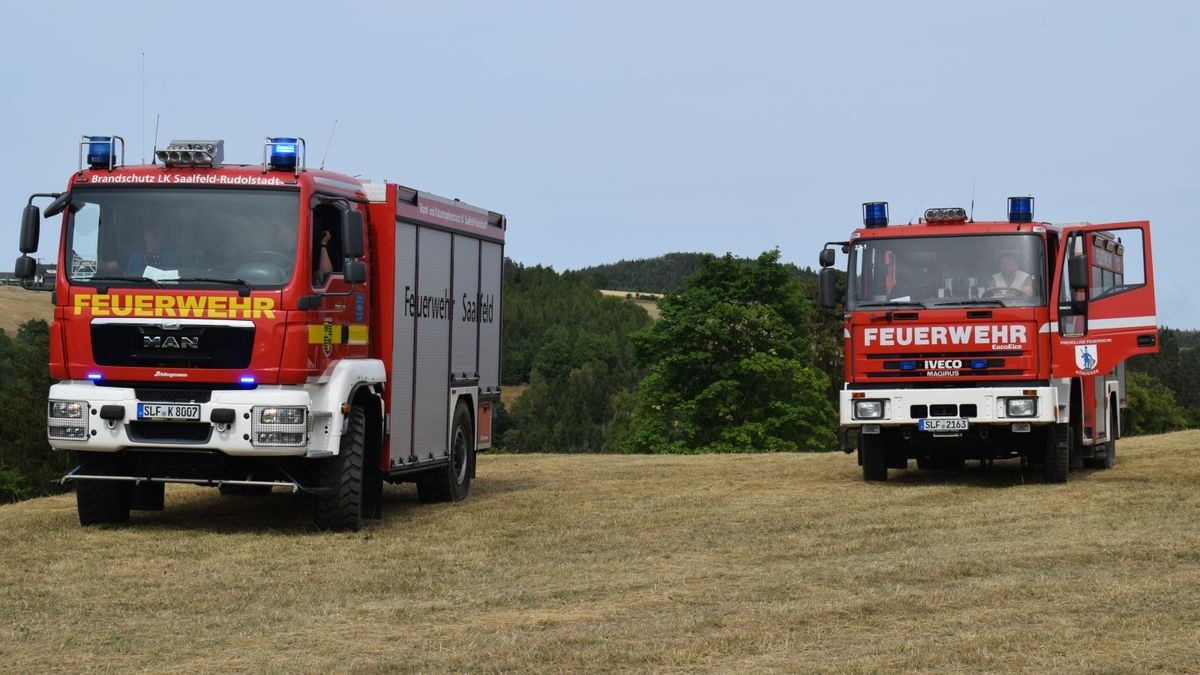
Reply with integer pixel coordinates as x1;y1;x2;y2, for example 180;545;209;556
46;381;334;457
839;385;1059;428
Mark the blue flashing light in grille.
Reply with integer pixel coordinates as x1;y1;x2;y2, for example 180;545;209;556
899;360;916;371
1008;196;1034;223
268;137;298;169
970;359;988;369
862;201;889;228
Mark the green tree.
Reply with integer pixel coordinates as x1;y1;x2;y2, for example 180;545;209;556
627;250;837;453
1124;370;1188;436
0;320;72;501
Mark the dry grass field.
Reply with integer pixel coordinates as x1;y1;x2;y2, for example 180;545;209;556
0;285;53;336
2;431;1198;672
600;289;662;320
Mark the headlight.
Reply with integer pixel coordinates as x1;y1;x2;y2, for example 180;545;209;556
251;405;308;447
49;400;85;419
48;399;89;441
853;399;885;420
258;406;306;425
1005;397;1037;418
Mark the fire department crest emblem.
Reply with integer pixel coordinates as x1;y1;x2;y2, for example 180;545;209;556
1075;344;1098;371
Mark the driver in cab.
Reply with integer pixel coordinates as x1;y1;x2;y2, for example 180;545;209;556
987;252;1033;297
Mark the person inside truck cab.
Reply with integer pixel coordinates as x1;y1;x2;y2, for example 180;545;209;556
313;226;334;285
125;222;177;275
986;252;1033;297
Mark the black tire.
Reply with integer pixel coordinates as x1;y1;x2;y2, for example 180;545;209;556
417;401;475;502
218;484;273;496
1044;424;1069;483
76;480;131;526
315;406;365;532
861;431;887;482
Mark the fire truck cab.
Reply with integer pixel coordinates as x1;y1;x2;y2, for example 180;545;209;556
15;135;504;529
818;197;1158;482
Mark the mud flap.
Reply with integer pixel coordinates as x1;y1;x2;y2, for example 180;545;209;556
130;482;165;511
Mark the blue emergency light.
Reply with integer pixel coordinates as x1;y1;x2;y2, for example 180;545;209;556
267;137;300;170
863;201;889;229
240;375;256;385
899;360;916;371
1008;196;1034;223
970;359;988;369
87;372;103;381
86;136;115;169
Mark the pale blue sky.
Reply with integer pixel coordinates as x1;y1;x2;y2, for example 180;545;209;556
3;1;1196;327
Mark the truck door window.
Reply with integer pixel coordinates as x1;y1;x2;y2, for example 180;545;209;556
1089;228;1145;301
311;203;344;286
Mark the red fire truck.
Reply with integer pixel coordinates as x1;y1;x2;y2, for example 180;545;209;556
15;135;504;529
817;197;1158;482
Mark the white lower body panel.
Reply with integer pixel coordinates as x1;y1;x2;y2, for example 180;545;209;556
840;386;1059;428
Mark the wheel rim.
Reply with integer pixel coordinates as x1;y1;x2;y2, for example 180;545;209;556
453;425;468;484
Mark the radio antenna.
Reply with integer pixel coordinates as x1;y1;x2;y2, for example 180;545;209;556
908;193;930;225
151;114;160;165
969;180;977;222
319;118;338;170
140;52;146;164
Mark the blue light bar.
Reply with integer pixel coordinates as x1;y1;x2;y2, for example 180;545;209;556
240;376;256;385
863;201;889;229
970;359;988;369
899;360;916;371
268;137;298;170
87;372;103;381
86;136;114;169
1008;196;1034;223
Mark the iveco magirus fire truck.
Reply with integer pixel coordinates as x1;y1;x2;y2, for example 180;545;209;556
14;135;504;529
817;197;1158;482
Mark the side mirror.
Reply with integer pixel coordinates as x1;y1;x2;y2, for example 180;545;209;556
343;260;367;284
42;192;72;218
1068;254;1089;291
818;248;836;268
819;268;839;308
14;255;37;279
341;209;365;259
19;205;40;254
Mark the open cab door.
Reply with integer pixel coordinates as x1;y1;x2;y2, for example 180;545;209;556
1050;220;1159;379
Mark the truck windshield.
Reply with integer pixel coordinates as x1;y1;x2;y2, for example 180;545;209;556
64;187;302;288
846;234;1046;309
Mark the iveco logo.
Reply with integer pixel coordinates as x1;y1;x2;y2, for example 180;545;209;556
143;336;199;349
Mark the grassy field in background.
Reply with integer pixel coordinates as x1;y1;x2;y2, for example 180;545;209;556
600;289;662;320
2;431;1198;672
0;285;53;336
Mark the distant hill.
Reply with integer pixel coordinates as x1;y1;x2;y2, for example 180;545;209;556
575;252;818;295
0;286;53;336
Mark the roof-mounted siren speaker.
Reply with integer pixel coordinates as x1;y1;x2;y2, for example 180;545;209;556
265;137;305;173
862;201;889;229
155;140;224;168
1008;196;1034;223
80;135;124;171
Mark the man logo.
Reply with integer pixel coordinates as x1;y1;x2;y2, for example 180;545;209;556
1075;344;1098;371
144;336;199;349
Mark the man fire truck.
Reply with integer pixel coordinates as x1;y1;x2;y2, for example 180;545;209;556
15;135;504;529
817;197;1158;482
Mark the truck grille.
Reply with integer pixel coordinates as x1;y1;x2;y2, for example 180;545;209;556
92;324;254;369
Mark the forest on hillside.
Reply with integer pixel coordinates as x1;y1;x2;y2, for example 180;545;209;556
1;253;1197;502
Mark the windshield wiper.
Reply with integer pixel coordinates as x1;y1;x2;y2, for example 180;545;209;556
930;299;1008;307
855;301;926;309
86;275;162;289
174;277;254;297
